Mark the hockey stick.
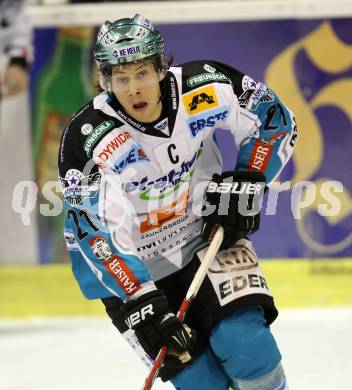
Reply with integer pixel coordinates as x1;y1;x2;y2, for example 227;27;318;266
142;225;224;390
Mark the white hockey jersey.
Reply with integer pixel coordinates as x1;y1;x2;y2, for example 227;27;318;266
58;60;297;302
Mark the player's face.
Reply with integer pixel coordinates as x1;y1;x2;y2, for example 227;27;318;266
111;61;163;123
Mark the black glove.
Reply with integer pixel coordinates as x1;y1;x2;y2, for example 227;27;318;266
123;290;197;380
201;170;265;249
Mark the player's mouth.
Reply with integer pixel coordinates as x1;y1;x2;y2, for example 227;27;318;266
133;101;148;111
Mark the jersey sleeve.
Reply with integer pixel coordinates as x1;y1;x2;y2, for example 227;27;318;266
58;112;155;302
233;76;297;183
202;60;298;184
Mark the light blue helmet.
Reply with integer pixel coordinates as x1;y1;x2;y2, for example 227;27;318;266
94;14;165;89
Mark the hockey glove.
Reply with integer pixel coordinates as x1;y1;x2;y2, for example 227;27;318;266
123;290;197;380
201;170;265;249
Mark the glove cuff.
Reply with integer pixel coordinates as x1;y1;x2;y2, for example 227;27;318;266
221;170;266;183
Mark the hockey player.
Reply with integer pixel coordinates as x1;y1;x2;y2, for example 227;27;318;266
58;14;297;389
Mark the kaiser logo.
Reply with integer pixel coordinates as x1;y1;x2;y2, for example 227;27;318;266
89;235;142;296
248;140;273;173
90;236;113;261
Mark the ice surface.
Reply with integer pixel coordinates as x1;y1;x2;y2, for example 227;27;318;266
0;308;351;390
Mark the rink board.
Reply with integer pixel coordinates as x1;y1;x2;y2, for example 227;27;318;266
1;260;352;317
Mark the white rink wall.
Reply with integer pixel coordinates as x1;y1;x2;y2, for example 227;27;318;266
25;0;352;27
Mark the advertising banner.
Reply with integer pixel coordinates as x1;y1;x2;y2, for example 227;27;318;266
30;19;352;261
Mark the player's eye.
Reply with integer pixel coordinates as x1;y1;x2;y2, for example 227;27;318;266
137;69;149;79
116;76;129;85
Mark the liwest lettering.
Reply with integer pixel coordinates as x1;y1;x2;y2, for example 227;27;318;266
123;151;197;195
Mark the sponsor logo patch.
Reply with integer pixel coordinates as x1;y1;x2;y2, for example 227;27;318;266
247;140;273;173
89;236;142;296
64;229;80;251
139;190;188;234
96;131;132;167
183;85;219;115
64;169;84;187
81;123;93;135
91;236;113;261
113;144;149;174
238;80;275;110
122;151;198;200
187;72;228;87
84;120;115;156
242;75;259;91
60;172;101;206
154;118;169;136
203;63;217;73
197;239;272;306
113;45;141;57
187;106;228;137
206;181;264;195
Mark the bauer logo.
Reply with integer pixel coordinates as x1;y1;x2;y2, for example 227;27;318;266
206;181;264;195
187;106;228;137
182;85;219;115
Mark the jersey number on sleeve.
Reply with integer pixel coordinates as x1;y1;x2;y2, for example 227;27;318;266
67;210;99;240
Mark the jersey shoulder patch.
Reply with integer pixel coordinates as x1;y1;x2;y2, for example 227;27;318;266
179;60;231;94
61;100;125;160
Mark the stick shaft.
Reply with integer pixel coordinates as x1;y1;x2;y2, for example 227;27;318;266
142;226;224;390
